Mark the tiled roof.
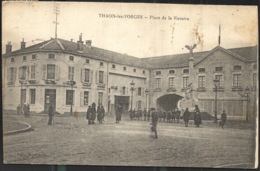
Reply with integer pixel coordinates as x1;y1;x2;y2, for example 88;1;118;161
4;38;257;69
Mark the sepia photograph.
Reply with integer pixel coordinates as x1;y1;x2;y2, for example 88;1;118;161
2;1;258;168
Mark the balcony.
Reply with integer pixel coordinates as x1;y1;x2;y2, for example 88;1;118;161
213;87;225;92
28;79;37;84
231;86;243;91
197;87;207;92
97;83;106;89
45;79;56;84
167;87;176;92
154;88;162;92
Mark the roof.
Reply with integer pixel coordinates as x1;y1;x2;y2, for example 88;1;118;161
4;38;257;69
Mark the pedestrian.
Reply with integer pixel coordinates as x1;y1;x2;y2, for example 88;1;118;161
176;108;180;123
129;109;133;120
219;110;227;129
167;111;171;123
97;105;102;124
150;108;158;139
101;105;105;123
194;105;202;127
91;103;96;124
115;104;122;123
147;108;150;121
183;108;190;127
86;105;92;125
143;108;147;121
48;104;54;125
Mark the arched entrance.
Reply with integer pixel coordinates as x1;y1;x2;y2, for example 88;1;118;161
157;94;183;111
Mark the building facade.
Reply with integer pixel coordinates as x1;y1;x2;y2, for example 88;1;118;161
3;36;258;120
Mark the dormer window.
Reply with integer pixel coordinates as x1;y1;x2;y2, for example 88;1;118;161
23;56;26;61
133;69;136;72
199;68;205;73
112;64;116;69
123;66;126;71
48;54;55;59
69;56;74;61
215;67;223;72
143;70;145;74
11;58;14;63
100;62;103;67
85;59;90;64
183;69;189;74
169;70;175;74
156;71;161;75
234;65;242;71
32;54;36;60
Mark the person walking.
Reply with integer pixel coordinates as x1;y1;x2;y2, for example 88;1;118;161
97;105;102;124
91;103;97;124
147;108;151;121
150;108;158;139
101;105;105;123
176;108;180;123
220;110;227;129
86;105;92;125
194;105;202;127
115;104;122;123
48;104;54;125
183;108;190;127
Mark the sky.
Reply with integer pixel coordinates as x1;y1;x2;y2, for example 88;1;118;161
2;2;258;58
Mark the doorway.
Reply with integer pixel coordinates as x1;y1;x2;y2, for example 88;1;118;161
114;96;130;114
44;89;56;113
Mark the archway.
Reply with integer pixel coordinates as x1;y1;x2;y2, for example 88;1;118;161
157;94;183;111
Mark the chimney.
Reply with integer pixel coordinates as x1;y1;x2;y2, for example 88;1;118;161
6;42;12;54
21;38;26;49
77;33;83;51
85;40;92;47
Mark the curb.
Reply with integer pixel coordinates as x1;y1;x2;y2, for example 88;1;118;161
3;121;33;136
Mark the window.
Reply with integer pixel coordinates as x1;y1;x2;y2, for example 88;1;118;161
20;66;27;79
9;67;16;82
143;70;145;74
183;77;189;88
122;87;126;95
133;69;136;72
32;54;36;60
123;66;126;71
169;70;175;74
31;65;36;80
253;64;257;70
138;87;142;96
85;59;90;64
11;58;14;62
100;62;103;67
233;74;241;87
137;101;142;109
183;69;189;74
69;56;74;61
66;90;74;105
215;67;223;72
23;56;26;61
169;77;174;88
84;91;89;105
99;71;104;84
84;69;90;82
30;89;36;104
98;92;103;105
155;78;161;89
198;76;206;88
48;54;55;59
253;73;257;88
112;64;116;69
199;68;205;73
234;65;242;71
47;64;55;79
68;67;74;81
156;71;161;75
215;75;223;87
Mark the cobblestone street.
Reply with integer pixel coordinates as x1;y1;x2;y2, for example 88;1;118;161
3;114;256;168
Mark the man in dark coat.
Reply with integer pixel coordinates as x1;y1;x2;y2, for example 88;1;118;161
147;108;151;121
150;108;158;139
219;110;227;129
86;105;92;125
48;104;54;125
91;103;97;124
101;106;105;123
194;105;202;127
176;108;180;123
115;104;122;123
143;108;147;121
183;108;190;127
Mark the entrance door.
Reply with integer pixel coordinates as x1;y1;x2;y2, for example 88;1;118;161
114;96;130;114
21;89;26;111
44;89;56;113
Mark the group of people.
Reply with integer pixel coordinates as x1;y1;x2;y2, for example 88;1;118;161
17;103;30;117
86;103;106;124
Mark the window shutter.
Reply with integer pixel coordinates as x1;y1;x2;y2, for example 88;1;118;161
96;70;99;84
19;67;22;79
143;88;145;97
42;65;47;80
90;70;93;83
81;69;85;83
55;64;60;80
7;68;10;82
24;66;27;80
28;65;31;80
34;64;37;80
14;67;17;82
80;91;84;106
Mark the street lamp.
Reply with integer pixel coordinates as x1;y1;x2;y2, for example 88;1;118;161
68;80;76;116
213;79;220;123
145;89;149;112
130;80;135;111
245;86;250;122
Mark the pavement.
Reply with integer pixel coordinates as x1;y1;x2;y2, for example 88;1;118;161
2;113;257;168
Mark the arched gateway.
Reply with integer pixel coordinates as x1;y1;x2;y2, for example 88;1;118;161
157;94;183;111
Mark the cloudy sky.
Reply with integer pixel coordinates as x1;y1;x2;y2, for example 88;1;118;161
2;2;258;57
